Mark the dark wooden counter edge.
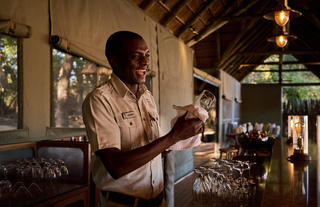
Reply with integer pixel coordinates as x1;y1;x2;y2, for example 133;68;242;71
32;184;89;207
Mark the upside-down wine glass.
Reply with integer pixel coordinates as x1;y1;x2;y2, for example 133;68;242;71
194;90;216;138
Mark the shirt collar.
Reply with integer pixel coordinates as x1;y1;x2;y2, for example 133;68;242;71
110;74;148;99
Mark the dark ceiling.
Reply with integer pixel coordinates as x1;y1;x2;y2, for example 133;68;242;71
130;0;320;82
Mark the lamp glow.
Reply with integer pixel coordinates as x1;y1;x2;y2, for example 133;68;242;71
275;35;288;48
274;10;290;26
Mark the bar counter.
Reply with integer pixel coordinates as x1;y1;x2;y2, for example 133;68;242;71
262;138;318;207
184;138;319;207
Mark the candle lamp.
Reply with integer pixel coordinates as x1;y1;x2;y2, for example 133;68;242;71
288;116;311;162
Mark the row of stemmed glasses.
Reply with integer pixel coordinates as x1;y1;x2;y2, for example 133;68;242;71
193;158;255;206
0;158;69;205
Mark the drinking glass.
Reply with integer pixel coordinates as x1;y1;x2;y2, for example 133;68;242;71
194;90;216;112
194;90;216;137
0;164;12;197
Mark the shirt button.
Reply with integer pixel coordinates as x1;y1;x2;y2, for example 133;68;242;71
152;180;155;184
130;122;133;126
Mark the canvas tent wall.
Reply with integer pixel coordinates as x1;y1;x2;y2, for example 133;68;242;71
0;0;194;180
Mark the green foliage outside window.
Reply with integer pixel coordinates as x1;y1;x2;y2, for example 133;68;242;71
0;34;18;131
52;49;111;128
241;54;320;102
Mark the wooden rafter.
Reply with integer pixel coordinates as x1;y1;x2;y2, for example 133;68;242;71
229;29;273;75
239;51;320;56
157;1;185;25
160;0;192;26
140;0;158;11
239;62;320;67
232;40;272;78
185;3;208;27
187;0;260;47
251;68;320;72
217;0;271;68
221;23;269;72
219;23;262;69
176;0;219;38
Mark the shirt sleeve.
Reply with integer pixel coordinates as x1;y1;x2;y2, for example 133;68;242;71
82;92;121;153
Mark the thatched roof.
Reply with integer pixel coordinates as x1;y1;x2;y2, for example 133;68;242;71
130;0;320;82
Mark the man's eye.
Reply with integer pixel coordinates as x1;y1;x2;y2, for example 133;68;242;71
129;54;140;60
145;53;150;58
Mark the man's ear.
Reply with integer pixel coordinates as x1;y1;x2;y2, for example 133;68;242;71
109;56;118;68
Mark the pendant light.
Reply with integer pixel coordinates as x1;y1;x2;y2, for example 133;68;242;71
275;35;288;48
263;0;302;27
267;32;297;48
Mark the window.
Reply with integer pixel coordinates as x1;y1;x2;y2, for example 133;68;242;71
51;49;111;128
241;71;279;84
242;54;320;85
241;54;320;101
0;34;20;131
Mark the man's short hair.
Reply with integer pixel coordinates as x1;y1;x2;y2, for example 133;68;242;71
105;31;143;65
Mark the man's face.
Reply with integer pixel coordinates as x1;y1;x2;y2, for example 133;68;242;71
114;38;150;85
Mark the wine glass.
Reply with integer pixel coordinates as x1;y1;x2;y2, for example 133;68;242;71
194;90;216;137
194;90;216;112
0;164;12;197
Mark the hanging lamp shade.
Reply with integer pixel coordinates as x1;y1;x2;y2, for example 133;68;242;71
263;0;302;26
274;10;290;26
267;33;297;48
275;35;288;47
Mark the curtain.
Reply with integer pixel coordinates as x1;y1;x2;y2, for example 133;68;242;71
50;0;157;69
221;70;241;102
0;19;32;38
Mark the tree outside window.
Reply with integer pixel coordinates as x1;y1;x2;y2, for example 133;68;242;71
51;49;111;128
0;34;19;131
241;54;320;101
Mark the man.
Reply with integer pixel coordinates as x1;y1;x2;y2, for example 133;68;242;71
82;31;203;207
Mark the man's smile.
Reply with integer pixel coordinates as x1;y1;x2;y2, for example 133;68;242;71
135;69;146;76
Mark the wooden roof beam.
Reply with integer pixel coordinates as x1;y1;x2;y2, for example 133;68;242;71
220;23;268;72
160;0;192;26
232;41;272;78
217;0;271;67
229;29;273;75
140;0;158;11
239;51;320;56
187;0;260;47
239;61;320;67
157;1;185;25
218;22;262;69
176;0;219;38
250;68;320;72
231;28;272;73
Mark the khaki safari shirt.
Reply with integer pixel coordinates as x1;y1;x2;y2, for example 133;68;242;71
82;74;163;199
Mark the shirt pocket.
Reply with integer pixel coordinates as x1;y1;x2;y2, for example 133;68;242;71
115;114;137;151
148;111;159;141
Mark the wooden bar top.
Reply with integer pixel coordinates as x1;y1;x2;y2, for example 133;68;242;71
262;138;318;207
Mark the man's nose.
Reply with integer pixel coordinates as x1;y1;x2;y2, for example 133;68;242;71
140;55;150;65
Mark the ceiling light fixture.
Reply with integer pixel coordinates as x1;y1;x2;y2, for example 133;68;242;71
275;35;288;48
267;32;297;48
263;0;302;27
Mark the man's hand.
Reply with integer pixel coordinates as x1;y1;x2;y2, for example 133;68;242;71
168;112;203;144
96;113;203;179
